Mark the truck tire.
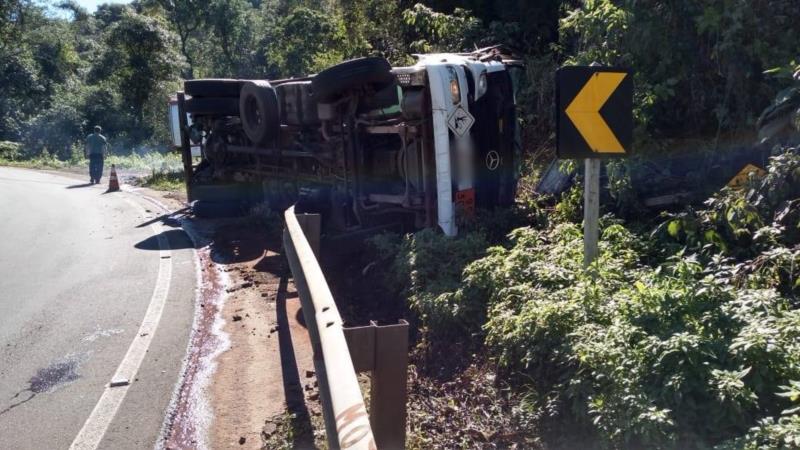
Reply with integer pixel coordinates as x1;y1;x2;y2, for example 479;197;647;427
184;79;244;98
239;80;280;146
185;97;239;116
312;57;395;103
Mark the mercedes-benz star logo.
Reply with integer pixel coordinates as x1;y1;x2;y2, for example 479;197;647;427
486;151;500;171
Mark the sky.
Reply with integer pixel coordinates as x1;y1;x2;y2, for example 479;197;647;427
73;0;131;12
43;0;131;19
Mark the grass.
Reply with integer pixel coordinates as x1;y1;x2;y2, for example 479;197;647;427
0;154;72;169
1;150;187;192
106;152;183;172
139;168;186;192
0;151;184;172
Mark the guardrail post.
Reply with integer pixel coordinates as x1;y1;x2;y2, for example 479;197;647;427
344;320;409;449
369;320;408;450
295;213;321;258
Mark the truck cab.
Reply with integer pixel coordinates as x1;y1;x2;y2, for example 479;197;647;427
170;46;521;236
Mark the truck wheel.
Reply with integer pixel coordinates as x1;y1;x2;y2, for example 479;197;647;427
185;97;239;116
239;80;280;146
184;79;244;98
312;57;394;103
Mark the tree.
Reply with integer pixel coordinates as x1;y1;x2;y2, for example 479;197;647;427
337;0;404;62
101;9;183;138
146;0;208;78
24;103;83;159
0;0;54;141
402;3;482;53
276;6;346;75
205;0;258;76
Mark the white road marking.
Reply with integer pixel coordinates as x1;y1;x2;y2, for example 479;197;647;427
69;196;173;450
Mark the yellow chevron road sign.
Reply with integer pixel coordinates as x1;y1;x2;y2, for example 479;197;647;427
557;66;633;158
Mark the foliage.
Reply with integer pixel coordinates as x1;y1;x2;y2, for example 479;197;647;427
23;103;84;159
3;0;797;163
270;6;347;75
370;228;488;341
406;363;541;449
401;3;482;54
139;168;185;191
102;10;183;135
757;64;800;144
1;1;182;155
559;0;800;146
104;150;183;171
0;148;183;173
382;149;800;448
0;141;21;161
654;149;800;294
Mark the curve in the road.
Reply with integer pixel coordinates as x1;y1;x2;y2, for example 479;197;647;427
69;197;174;450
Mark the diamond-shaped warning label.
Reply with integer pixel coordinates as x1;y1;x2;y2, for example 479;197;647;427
447;105;475;137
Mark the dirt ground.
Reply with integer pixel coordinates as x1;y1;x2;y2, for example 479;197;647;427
204;222;316;449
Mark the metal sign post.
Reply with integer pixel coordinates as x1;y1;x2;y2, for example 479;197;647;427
556;65;633;267
584;158;601;267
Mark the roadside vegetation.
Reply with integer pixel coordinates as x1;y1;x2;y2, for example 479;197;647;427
1;140;185;192
3;0;797;164
138;168;185;192
359;145;800;449
1;140;183;170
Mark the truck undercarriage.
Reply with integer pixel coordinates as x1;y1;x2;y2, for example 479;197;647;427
172;47;522;236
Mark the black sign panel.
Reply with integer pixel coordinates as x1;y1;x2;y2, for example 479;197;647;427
556;66;633;159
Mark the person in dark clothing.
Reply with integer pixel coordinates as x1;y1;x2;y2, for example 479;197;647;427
84;125;108;184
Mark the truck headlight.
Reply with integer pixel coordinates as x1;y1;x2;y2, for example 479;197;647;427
450;78;460;104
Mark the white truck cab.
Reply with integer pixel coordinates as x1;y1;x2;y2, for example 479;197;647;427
414;53;514;235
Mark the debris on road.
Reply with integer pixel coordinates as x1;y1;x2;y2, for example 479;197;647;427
109;378;130;388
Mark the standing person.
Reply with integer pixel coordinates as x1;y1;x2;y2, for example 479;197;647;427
84;125;108;184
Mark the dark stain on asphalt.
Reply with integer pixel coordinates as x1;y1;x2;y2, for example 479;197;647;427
0;354;85;416
29;358;82;393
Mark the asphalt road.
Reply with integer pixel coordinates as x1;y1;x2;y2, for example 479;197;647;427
0;167;196;450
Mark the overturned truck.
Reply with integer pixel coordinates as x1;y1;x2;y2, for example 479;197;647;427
171;47;522;236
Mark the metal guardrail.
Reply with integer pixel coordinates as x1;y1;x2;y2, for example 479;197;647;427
282;206;408;450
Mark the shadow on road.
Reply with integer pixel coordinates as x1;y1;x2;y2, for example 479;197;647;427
133;208;195;252
65;183;94;189
275;274;317;449
134;229;195;251
136;208;190;229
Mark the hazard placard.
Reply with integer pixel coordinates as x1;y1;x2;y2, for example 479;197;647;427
447;105;475;137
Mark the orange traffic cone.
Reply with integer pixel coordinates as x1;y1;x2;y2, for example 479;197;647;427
107;164;120;192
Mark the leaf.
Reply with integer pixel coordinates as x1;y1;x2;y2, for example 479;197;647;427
667;220;681;238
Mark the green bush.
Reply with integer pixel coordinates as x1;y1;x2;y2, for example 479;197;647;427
473;228;798;447
0;141;21;161
654;148;800;294
382;148;800;447
370;228;488;341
